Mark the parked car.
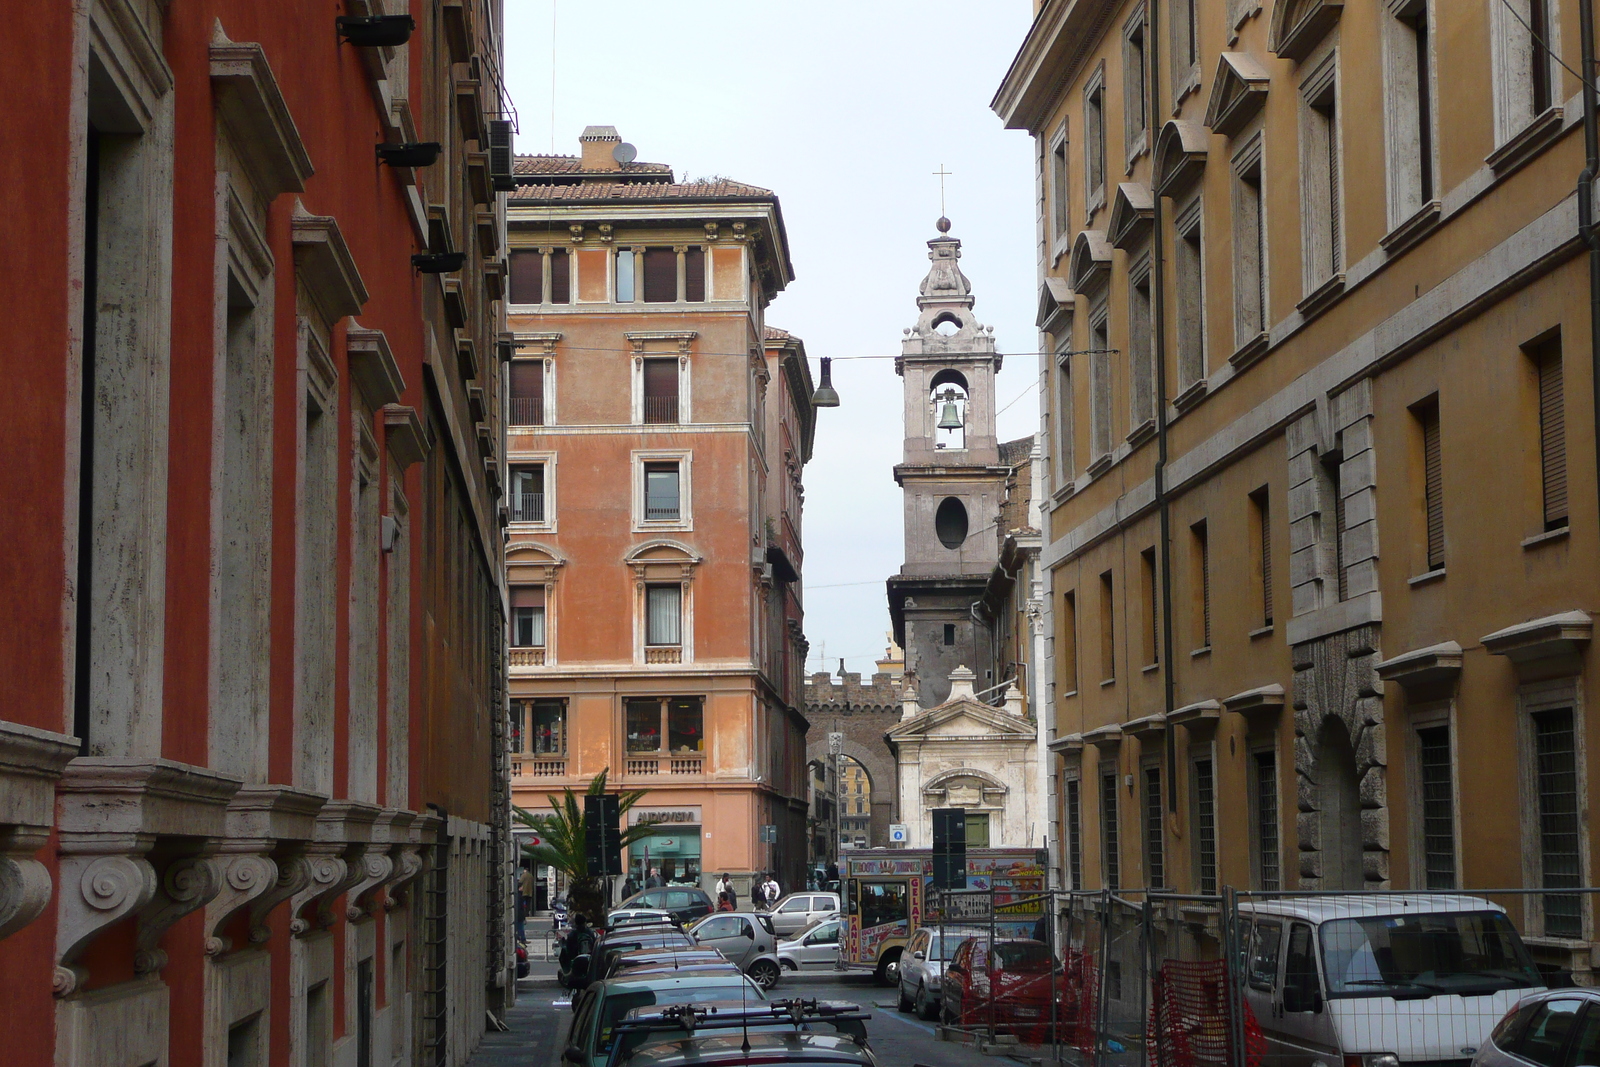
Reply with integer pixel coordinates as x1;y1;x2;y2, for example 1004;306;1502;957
564;973;766;1067
571;928;696;996
939;938;1057;1040
619;887;715;925
777;918;843;972
607;999;874;1067
1240;894;1545;1067
897;926;987;1020
766;893;841;937
689;911;784;989
604;948;731;980
1472;988;1600;1067
607;909;679;931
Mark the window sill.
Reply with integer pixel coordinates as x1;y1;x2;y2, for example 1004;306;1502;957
1190;646;1212;659
1486;106;1565;176
1407;568;1446;587
1248;624;1274;640
1172;378;1208;413
1100;677;1117;688
1228;332;1270;371
1296;272;1346;320
1061;689;1080;700
1142;662;1160;674
1380;200;1442;258
1085;452;1114;478
1052;480;1079;505
1125;418;1157;447
1522;526;1570;550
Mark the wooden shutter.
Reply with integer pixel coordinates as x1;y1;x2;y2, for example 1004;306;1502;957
509;251;543;304
1257;489;1274;626
683;247;706;302
510;586;544;608
509;361;543;400
1327;104;1342;275
1421;401;1444;570
642;358;677;400
549;249;570;304
642;248;677;303
1539;347;1568;529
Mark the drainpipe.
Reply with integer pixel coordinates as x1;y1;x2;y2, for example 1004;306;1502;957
1580;0;1600;542
1149;0;1180;812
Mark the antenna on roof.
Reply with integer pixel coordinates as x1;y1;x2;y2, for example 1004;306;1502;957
613;142;637;164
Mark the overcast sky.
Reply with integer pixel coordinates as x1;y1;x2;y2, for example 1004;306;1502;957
503;3;1041;679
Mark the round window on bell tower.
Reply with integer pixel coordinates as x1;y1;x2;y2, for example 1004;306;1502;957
935;497;969;550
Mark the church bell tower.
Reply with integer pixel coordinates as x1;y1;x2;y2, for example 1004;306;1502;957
887;219;1011;707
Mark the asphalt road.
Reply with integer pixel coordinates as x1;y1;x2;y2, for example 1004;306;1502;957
468;965;1034;1067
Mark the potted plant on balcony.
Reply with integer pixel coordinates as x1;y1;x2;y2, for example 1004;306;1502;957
514;768;656;924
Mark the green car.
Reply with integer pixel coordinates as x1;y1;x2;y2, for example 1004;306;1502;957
564;973;767;1067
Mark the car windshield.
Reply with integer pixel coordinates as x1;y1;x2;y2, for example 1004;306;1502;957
597;982;762;1055
1319;911;1542;997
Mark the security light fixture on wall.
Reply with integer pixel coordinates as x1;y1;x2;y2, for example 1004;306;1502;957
377;142;442;168
335;15;415;47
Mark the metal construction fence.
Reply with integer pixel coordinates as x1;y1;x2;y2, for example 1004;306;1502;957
925;886;1600;1067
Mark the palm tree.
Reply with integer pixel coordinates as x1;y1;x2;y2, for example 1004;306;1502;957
513;768;655;923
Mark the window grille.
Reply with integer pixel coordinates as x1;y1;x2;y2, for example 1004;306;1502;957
1193;757;1217;894
1254;751;1280;891
1066;778;1083;889
1537;344;1568;530
1144;766;1164;889
1534;708;1581;937
1101;764;1120;891
1418;725;1456;889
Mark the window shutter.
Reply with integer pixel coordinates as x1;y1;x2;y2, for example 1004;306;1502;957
683;247;706;302
1539;349;1568;529
1421;403;1444;570
549;249;570;304
642;248;677;302
509;361;544;426
511;585;545;609
1328;106;1342;274
509;251;543;304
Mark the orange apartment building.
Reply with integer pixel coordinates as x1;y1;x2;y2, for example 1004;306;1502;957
503;128;815;897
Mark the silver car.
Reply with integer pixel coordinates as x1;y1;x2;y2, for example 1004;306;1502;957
689;911;783;990
777;917;843;972
897;926;986;1020
1472;988;1600;1067
766;892;840;936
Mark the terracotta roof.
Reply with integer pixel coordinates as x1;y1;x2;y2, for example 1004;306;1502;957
512;154;673;178
763;326;792;341
508;178;776;202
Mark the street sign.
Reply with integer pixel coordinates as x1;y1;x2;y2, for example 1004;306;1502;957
931;807;967;890
888;824;908;843
584;794;622;876
759;824;777;843
827;732;843;755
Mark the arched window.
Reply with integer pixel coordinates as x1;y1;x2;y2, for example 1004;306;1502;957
928;369;969;450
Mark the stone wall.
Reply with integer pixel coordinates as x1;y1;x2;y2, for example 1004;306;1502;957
804;672;904;848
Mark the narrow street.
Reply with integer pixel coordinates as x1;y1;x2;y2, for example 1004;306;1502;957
472;966;1023;1067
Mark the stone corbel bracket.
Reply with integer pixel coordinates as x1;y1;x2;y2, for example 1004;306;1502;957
343;851;395;922
54;853;159;995
134;853;226;975
383;846;425;911
289;800;380;934
0;722;80;941
287;848;350;936
206;782;326;955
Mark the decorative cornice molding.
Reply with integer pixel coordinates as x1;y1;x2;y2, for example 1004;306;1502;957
347;324;406;409
291;202;368;325
210;28;313;198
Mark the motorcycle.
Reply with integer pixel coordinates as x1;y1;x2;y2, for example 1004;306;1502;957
555;924;594;991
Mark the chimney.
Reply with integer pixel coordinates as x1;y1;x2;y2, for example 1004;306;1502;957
579;125;622;172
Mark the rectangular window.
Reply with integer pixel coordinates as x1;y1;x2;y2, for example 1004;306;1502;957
1051;129;1070;241
643;462;681;521
1061;589;1079;694
668;697;704;752
509;360;544;426
1143;765;1164;889
1055;347;1075;477
642;247;677;302
1171;0;1198;99
684;247;706;302
1140;547;1159;667
943;623;956;646
643;357;679;424
1392;3;1435;216
1066;777;1083;889
1415;397;1444;570
1529;0;1553;115
1321;454;1348;602
1100;763;1120;891
1090;313;1112;458
1192;521;1211;649
1250;488;1273;627
509;464;544;523
627;696;703;753
509;250;543;304
1253;750;1281;891
615;249;636;303
626;698;663;752
1175;214;1205;390
510;586;545;648
1085;80;1106;211
524;699;566;754
1535;340;1568;531
1234;157;1267;344
965;813;991;848
1124;12;1148;155
1099;570;1116;682
1130;269;1154;427
1302;68;1343;290
1192;755;1217;894
549;248;571;304
645;584;682;646
1533;708;1581;938
1417;723;1456;889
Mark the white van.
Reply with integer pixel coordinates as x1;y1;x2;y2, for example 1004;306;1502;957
1239;895;1546;1067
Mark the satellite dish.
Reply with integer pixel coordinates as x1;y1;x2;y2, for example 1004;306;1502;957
613;142;638;164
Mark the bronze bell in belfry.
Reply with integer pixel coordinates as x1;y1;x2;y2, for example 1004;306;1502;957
936;389;964;430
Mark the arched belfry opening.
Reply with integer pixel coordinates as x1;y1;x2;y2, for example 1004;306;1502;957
929;369;969;450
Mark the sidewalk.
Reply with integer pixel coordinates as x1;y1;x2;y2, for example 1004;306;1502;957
468;965;562;1067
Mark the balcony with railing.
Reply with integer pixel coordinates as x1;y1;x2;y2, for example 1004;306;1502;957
622;756;704;776
509;396;544;426
509;647;545;667
643;396;679;424
510;492;545;523
644;647;682;664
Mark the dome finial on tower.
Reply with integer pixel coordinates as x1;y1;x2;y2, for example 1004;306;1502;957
936;216;951;234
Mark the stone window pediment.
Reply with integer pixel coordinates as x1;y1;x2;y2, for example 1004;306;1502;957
1270;0;1343;63
1036;276;1075;335
1069;230;1113;296
1154;121;1209;198
1204;52;1272;136
1108;183;1154;251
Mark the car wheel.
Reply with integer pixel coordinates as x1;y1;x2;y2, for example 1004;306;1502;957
896;980;913;1012
748;958;781;990
916;984;938;1021
875;949;902;987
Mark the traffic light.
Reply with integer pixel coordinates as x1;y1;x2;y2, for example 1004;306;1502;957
584;794;622;877
931;807;967;890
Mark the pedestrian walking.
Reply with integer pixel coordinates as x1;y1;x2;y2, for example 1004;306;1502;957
646;866;664;889
621;874;639;900
764;874;781;909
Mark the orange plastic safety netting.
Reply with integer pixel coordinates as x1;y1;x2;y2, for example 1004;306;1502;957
1146;959;1265;1067
1059;947;1099;1054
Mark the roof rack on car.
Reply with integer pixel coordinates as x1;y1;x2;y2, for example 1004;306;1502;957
616;998;869;1038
